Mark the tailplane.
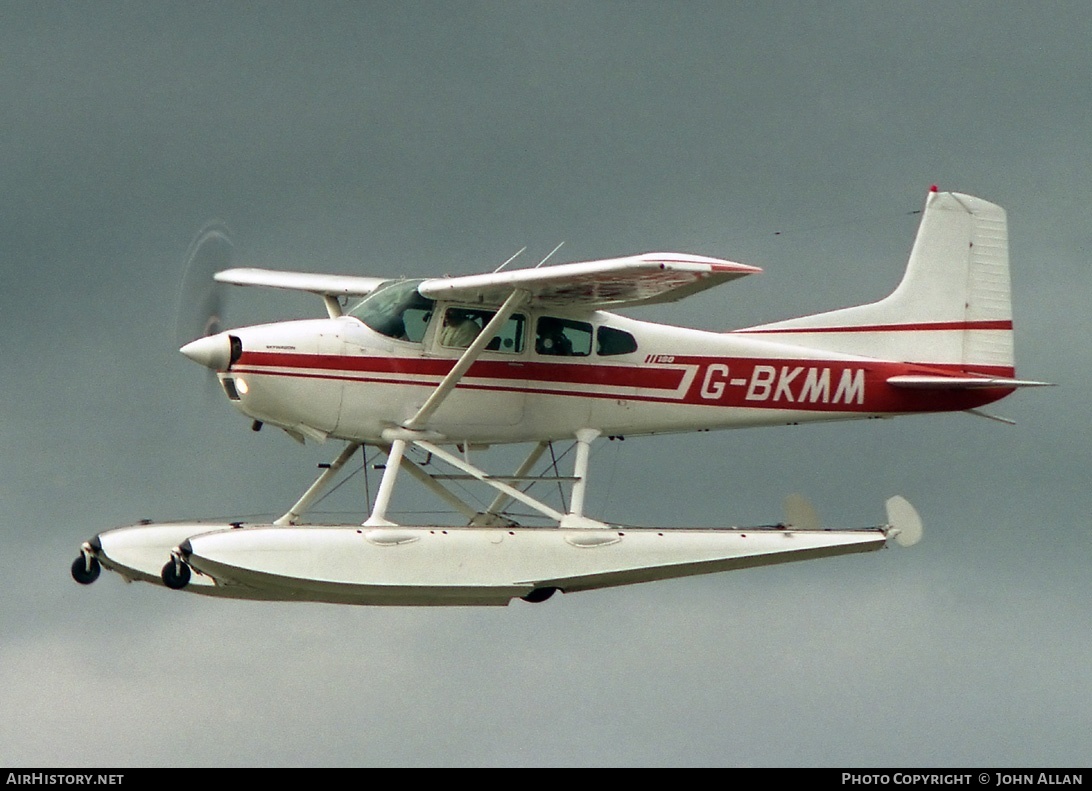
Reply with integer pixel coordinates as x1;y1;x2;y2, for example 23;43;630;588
738;189;1015;375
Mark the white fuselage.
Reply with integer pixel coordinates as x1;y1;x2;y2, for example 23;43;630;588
216;307;1004;446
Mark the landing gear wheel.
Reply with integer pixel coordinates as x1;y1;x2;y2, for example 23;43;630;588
161;559;191;589
71;555;100;585
520;586;558;603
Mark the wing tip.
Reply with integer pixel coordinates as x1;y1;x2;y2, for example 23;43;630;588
637;252;762;274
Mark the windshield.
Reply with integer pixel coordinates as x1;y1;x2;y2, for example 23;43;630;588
347;279;434;342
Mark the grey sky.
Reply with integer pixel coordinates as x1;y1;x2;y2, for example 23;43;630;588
2;2;1088;766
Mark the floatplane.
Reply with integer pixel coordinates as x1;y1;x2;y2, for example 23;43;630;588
71;189;1047;605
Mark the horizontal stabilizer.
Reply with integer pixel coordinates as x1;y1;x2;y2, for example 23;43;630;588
887;374;1053;389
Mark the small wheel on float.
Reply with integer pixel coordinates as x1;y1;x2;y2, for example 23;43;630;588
520;587;558;603
71;555;101;585
161;559;191;590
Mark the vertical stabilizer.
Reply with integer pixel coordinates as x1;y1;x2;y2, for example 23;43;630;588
737;191;1015;375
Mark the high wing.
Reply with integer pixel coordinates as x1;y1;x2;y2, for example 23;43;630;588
215;268;389;297
214;268;390;318
214;253;759;312
418;253;760;309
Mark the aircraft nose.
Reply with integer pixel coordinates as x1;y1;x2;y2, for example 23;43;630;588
180;333;236;371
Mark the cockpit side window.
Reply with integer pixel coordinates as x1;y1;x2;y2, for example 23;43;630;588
536;316;592;357
347;280;434;342
596;325;638;356
439;307;526;353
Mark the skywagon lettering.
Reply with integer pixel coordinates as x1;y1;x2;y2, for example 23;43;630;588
698;363;865;405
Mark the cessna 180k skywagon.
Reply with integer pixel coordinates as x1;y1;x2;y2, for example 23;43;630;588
72;188;1048;605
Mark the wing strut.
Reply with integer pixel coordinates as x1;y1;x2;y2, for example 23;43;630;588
402;288;529;431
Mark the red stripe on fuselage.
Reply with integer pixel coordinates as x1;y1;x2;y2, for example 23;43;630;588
236;351;687;391
234;351;1016;414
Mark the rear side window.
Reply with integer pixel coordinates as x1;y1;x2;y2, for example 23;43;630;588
535;317;592;357
597;326;638;356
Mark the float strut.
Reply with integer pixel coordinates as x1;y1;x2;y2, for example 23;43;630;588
274;442;362;526
482;441;550;519
365;439;406;526
566;428;600;522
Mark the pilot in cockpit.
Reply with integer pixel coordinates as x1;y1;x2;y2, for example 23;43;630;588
535;316;573;356
440;308;482;348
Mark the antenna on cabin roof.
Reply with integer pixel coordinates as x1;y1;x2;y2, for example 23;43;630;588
534;241;565;269
493;246;527;273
